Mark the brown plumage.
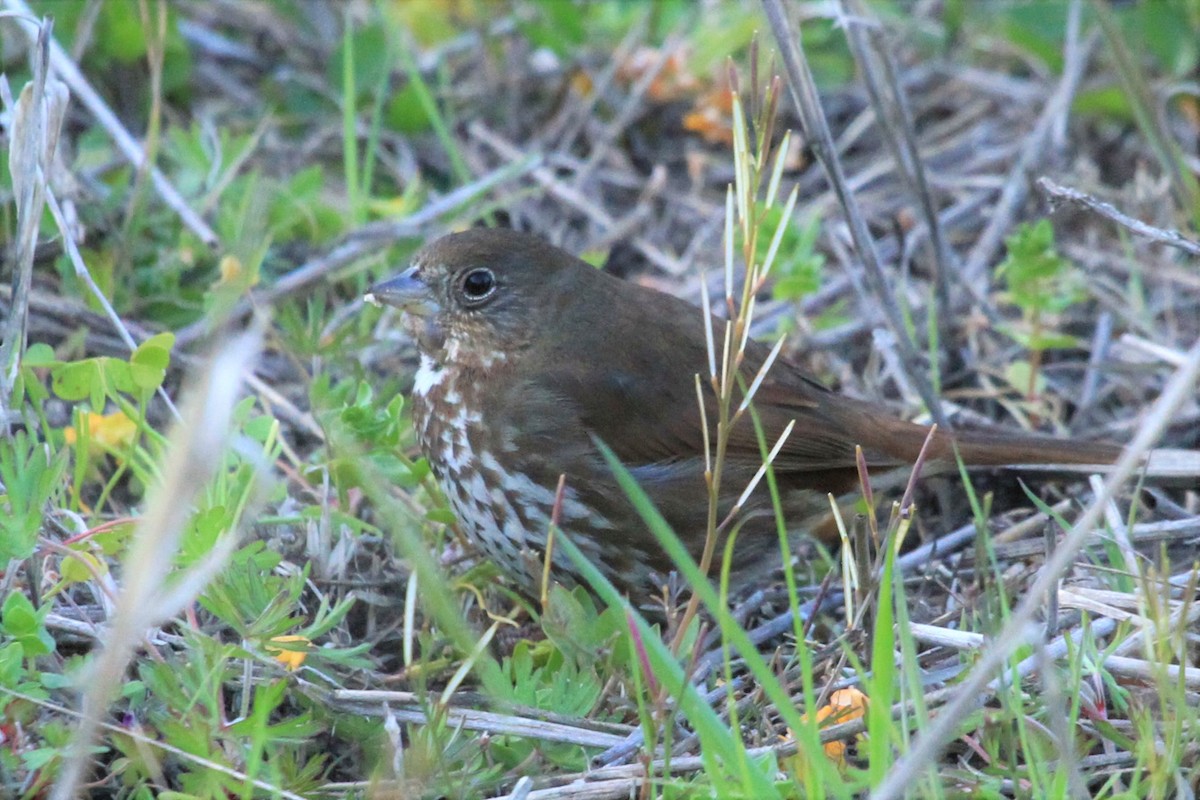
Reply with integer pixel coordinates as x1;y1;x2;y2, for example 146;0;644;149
367;229;1121;597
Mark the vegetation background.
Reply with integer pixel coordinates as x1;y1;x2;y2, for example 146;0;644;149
0;0;1198;797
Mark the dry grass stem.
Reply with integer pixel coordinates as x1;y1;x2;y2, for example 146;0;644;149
1038;176;1200;256
0;16;64;422
49;331;261;800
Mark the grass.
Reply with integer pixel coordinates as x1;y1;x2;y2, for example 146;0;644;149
1;1;1199;798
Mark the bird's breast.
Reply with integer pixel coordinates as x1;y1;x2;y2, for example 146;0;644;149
409;353;631;588
411;354;474;473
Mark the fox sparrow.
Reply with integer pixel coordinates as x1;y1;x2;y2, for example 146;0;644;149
367;228;1121;598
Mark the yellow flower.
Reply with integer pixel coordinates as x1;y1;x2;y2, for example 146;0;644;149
64;410;138;450
267;635;311;671
217;254;258;287
786;687;870;775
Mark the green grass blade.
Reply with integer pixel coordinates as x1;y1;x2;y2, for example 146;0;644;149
592;437;852;797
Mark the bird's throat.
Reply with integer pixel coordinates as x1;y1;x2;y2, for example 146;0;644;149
404;314;446;357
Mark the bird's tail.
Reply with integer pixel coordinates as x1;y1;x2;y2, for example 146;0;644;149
852;407;1124;469
928;426;1124;467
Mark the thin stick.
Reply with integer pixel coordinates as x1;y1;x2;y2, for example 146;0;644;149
1038;176;1200;256
0;16;59;426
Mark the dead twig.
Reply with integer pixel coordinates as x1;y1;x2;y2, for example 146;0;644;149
0;16;65;430
1038;176;1200;257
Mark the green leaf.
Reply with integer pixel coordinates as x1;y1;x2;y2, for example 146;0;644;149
426;508;457;525
1129;2;1199;76
98;0;151;62
178;506;230;568
0;641;25;686
997;220;1085;317
1073;86;1136;123
50;357;137;408
39;671;74;690
330;22;390;102
1;592;39;635
129;332;174;391
242;412;277;444
2;591;55;658
999;3;1067;72
867;529;898;783
59;548;109;586
22;747;63;771
51;361;100;403
517;1;587;55
385;80;435;134
1024;331;1079;351
765;208;824;303
542;584;607;664
23;342;59;367
1004;361;1046;397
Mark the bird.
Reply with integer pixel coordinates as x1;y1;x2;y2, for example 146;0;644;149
366;228;1123;600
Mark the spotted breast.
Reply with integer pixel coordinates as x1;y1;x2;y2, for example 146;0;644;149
409;348;636;591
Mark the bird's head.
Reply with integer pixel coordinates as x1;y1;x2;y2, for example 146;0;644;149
366;228;584;366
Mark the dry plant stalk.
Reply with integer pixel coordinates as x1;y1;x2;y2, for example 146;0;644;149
670;49;800;653
50;330;261;800
0;17;68;429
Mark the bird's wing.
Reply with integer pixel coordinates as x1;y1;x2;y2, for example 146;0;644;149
725;364;911;471
530;273;910;476
534;330;901;475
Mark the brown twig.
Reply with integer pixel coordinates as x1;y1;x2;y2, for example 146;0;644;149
1038;176;1200;257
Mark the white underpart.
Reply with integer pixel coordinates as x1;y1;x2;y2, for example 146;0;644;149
412;354;445;404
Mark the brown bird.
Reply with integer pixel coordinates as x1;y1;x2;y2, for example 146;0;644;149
367;228;1121;598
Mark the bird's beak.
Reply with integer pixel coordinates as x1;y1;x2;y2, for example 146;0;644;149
365;267;440;317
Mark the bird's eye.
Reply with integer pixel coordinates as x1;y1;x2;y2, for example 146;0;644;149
458;268;497;306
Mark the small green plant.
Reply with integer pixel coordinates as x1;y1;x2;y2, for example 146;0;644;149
0;432;68;562
311;375;430;504
21;334;172;511
996;219;1085;402
1;591;55;662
